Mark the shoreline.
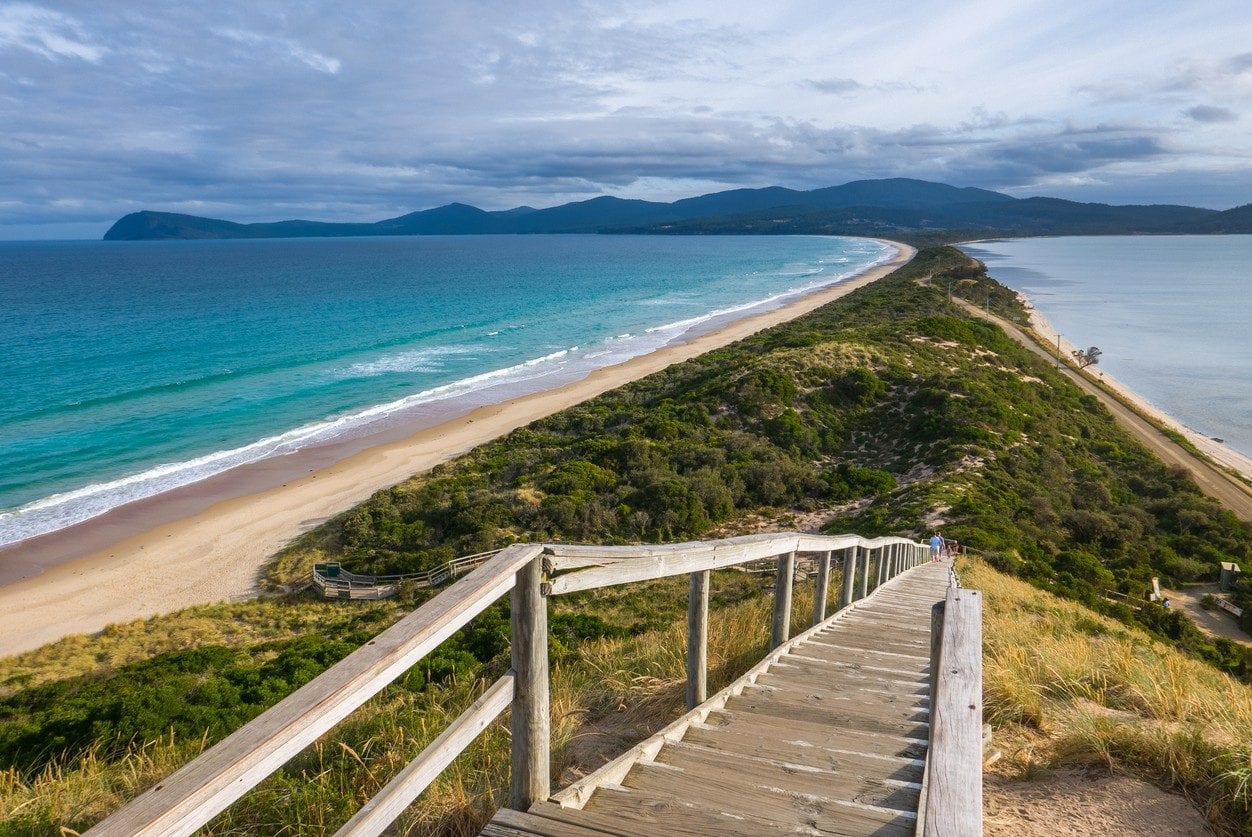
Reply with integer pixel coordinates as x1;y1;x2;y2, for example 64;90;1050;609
1019;295;1252;484
0;240;915;657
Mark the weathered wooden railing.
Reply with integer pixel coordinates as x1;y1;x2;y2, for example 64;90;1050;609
312;549;503;599
918;564;983;836
88;533;929;836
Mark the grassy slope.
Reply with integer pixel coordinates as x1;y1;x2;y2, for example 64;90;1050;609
968;557;1251;833
2;246;1251;834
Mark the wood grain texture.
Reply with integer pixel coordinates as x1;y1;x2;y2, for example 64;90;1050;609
770;551;795;649
922;586;983;837
840;546;858;609
336;674;514;836
511;556;551;811
813;549;832;625
511;560;954;837
86;543;543;837
685;570;709;710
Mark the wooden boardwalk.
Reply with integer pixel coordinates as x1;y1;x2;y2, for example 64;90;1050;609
484;560;954;836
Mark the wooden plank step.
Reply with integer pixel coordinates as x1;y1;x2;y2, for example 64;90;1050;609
562;788;825;836
732;682;930;725
528;799;783;837
813;630;929;653
744;671;927;703
717;693;930;739
619;759;917;834
867;587;948;599
683;721;926;777
765;662;931;697
667;736;924;784
752;673;929;708
573;785;911;835
652;738;922;805
848;599;929;612
486;805;618;836
786;650;930;681
802;638;930;662
835;617;932;635
700;708;928;760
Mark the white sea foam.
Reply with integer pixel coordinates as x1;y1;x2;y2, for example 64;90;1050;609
644;244;895;339
345;345;477;377
0;345;585;547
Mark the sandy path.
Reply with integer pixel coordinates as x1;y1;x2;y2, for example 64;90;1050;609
1160;584;1252;647
985;769;1214;836
952;298;1252;523
0;243;915;658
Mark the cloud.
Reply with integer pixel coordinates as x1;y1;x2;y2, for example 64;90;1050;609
214;28;341;74
1184;105;1238;123
805;77;863;95
4;1;1252;237
1223;52;1252;74
0;4;105;62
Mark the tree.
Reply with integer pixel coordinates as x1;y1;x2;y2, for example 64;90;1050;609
1072;346;1102;368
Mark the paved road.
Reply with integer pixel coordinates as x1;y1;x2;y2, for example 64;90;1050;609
954;299;1252;523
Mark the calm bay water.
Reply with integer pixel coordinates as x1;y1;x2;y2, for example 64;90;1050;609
961;236;1252;458
0;234;892;546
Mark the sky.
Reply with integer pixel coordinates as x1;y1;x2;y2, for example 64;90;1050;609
3;1;1252;239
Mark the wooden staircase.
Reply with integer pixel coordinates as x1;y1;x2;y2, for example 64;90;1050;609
88;535;981;837
483;562;954;836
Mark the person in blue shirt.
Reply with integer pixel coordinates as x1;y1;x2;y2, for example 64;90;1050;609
929;532;945;562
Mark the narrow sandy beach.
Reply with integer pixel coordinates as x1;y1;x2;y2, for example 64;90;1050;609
951;292;1252;523
1022;299;1252;483
0;242;915;657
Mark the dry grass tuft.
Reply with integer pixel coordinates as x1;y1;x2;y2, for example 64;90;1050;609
968;558;1252;834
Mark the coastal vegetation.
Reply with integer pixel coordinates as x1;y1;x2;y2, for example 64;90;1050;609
1;246;1250;834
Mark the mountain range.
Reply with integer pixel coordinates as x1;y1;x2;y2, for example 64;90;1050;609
102;178;1252;241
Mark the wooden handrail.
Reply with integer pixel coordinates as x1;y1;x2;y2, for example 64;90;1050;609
921;583;983;836
89;534;928;836
334;673;515;836
86;543;543;836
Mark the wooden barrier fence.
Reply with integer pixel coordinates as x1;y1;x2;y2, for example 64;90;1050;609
87;532;945;837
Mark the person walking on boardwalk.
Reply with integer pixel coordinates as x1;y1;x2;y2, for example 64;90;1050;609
929;531;945;562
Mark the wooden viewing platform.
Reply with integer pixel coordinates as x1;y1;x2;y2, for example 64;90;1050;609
87;534;982;837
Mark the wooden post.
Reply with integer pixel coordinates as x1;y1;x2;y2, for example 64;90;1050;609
686;570;709;710
859;546;870;600
929;599;945;708
510;556;549;810
770;551;796;649
876;547;886;588
812;550;832;625
924;588;983;836
839;547;857;609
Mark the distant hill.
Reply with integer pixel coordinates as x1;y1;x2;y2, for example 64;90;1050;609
103;177;1248;240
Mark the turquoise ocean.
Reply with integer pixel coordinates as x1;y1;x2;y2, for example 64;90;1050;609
0;234;893;547
961;236;1252;459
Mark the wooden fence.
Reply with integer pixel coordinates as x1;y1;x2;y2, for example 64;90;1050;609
311;549;503;599
919;566;983;836
87;532;950;837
